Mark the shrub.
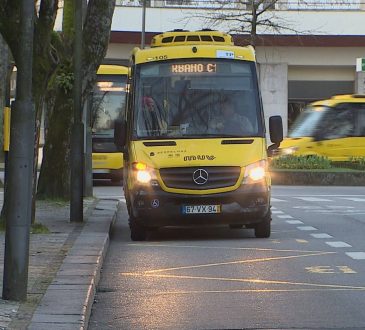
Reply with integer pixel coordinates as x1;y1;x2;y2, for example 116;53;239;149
334;157;365;171
270;155;332;170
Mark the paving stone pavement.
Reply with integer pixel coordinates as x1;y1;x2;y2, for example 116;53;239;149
0;197;117;330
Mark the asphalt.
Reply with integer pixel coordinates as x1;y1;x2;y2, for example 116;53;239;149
0;195;118;330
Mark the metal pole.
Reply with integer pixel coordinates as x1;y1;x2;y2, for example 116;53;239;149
83;95;93;197
141;0;146;49
70;0;84;222
2;0;35;301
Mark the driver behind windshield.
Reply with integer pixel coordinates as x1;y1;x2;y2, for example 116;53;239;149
210;98;254;136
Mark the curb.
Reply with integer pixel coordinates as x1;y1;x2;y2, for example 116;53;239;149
27;199;117;330
270;170;365;186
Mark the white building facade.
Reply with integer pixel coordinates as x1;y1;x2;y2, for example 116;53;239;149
102;0;365;135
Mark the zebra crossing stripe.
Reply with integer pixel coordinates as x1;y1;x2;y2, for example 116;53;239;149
297;226;317;231
340;197;365;202
286;220;304;224
294;197;333;202
326;241;352;248
277;215;293;219
271;198;286;202
346;252;365;260
311;233;333;239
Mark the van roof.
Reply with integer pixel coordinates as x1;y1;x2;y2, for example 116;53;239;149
151;30;234;47
97;64;129;75
311;94;365;107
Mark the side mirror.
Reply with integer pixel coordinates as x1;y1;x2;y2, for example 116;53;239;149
267;116;283;157
269;115;283;145
114;119;127;151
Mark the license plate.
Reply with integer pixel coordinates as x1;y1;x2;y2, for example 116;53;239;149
182;205;221;214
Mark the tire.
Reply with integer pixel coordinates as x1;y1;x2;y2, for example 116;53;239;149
129;217;147;241
254;211;271;238
229;224;243;229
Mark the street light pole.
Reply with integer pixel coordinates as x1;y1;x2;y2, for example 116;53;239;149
70;0;84;222
2;0;35;301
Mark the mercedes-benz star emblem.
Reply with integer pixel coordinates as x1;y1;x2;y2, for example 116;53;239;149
192;169;209;185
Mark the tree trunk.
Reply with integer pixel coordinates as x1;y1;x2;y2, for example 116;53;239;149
37;0;116;199
37;87;73;199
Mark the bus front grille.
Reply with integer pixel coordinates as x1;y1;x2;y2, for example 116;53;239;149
159;166;241;190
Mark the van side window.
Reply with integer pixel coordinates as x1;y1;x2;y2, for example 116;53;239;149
321;106;354;139
356;103;365;137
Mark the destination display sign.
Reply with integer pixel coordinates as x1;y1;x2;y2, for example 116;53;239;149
171;63;217;74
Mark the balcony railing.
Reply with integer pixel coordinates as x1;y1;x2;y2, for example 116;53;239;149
116;0;363;10
286;0;361;10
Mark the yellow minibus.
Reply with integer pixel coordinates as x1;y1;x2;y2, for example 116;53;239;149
115;30;283;240
92;64;128;182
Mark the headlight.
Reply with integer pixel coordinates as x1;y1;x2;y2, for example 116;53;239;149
281;146;298;155
133;162;156;184
136;170;152;183
243;160;267;184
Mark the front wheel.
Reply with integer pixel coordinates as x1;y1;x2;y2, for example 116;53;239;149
129;217;147;241
254;211;271;238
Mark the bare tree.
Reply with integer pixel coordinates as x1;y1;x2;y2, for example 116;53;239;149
194;0;302;47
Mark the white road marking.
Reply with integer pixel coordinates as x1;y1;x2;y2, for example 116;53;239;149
326;241;352;248
277;215;294;219
272;210;284;214
293;206;323;209
274;195;365;197
346;252;365;260
271;198;286;202
311;233;333;239
297;226;317;231
340;198;365;202
325;205;354;209
286;220;304;224
294;197;333;202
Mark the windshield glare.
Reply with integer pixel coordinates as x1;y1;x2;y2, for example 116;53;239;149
288;106;328;138
134;60;262;139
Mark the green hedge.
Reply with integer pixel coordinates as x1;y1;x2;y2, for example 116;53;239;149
270;155;332;170
335;157;365;171
270;155;365;171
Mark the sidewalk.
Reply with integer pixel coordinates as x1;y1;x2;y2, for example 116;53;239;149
0;197;118;329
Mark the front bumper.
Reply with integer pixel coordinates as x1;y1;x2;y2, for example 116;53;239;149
93;168;123;181
129;183;270;228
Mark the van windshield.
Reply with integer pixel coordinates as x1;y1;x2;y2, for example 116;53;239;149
92;75;127;135
288;106;328;138
133;59;263;139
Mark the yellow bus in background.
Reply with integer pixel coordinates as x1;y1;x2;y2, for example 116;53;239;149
278;94;365;161
114;30;283;240
92;64;128;182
